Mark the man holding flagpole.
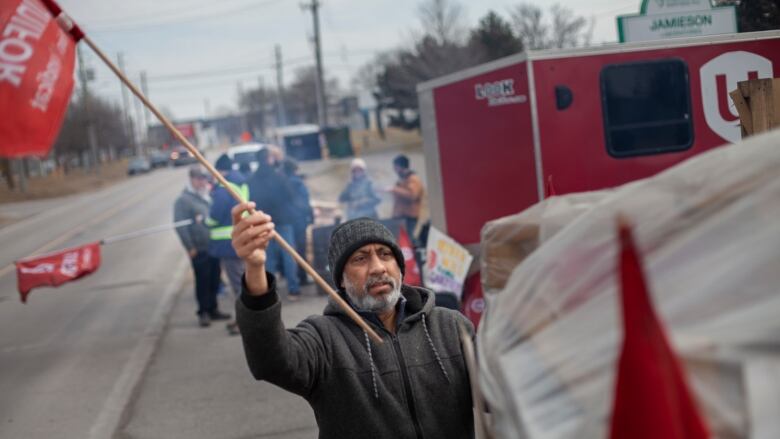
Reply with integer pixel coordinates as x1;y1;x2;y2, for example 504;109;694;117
230;205;476;439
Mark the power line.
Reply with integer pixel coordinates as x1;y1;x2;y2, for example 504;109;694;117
142;50;377;82
84;0;255;27
88;0;284;33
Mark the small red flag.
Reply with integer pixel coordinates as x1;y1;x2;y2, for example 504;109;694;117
609;219;709;439
0;0;78;158
15;242;101;303
398;226;421;286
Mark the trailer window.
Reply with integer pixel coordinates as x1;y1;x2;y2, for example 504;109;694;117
601;59;693;157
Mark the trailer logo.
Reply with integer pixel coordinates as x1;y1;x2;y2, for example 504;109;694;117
700;51;773;143
475;79;527;107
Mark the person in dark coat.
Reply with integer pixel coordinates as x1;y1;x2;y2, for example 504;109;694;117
230;211;476;439
174;165;230;327
281;158;314;285
245;148;301;299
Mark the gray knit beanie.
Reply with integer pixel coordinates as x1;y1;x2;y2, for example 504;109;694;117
328;218;405;288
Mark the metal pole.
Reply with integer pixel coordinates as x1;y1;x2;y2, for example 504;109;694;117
275;44;287;127
133;73;146;148
117;53;138;156
140;71;151;153
100;219;193;245
77;45;100;173
303;0;327;127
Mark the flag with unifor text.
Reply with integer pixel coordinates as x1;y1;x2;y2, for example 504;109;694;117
0;0;82;158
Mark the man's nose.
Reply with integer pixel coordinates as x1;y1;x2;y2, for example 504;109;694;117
367;253;387;276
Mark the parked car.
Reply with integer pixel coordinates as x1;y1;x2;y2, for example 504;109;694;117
127;157;151;175
149;150;169;168
170;146;198;166
226;143;266;173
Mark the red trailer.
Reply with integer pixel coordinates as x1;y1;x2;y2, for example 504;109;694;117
417;30;780;321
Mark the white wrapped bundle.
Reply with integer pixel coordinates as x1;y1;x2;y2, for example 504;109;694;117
478;129;780;439
480;191;610;297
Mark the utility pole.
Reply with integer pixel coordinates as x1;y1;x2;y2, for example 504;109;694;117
140;71;152;151
133;74;145;149
117;53;138;155
77;45;100;174
237;81;248;135
274;44;287;127
302;0;327;127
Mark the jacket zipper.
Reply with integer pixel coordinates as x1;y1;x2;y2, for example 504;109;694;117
392;334;424;439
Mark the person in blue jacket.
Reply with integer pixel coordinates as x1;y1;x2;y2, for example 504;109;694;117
207;153;248;335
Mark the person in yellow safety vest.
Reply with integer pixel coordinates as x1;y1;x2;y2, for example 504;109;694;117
207;154;249;335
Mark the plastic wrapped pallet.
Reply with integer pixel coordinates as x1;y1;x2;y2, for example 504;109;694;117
480;191;609;297
477;129;780;439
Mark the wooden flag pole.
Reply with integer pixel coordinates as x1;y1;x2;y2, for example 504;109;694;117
55;27;382;343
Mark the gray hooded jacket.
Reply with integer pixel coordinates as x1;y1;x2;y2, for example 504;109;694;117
236;274;475;439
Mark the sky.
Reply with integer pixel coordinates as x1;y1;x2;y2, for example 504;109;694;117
58;0;641;122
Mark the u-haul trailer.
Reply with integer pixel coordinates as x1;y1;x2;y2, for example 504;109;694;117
417;30;780;320
419;30;780;246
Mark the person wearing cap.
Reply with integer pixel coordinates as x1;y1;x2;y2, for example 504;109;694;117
231;209;475;439
246;148;302;300
206;154;248;335
281;158;314;286
339;158;382;220
387;154;424;240
174;165;231;327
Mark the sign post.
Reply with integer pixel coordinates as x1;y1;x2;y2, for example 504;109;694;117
617;0;737;43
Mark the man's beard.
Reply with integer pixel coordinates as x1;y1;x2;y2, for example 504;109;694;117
344;273;402;313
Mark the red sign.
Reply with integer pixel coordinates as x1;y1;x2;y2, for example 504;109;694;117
175;123;195;139
16;242;101;303
398;226;421;286
0;0;77;158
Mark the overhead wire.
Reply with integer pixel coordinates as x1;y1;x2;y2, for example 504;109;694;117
82;0;257;27
88;0;285;33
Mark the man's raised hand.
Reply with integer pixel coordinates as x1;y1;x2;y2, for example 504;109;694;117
231;202;275;268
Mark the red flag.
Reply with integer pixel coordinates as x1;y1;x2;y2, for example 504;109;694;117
461;272;484;329
609;220;709;439
398;226;422;286
0;0;78;158
15;242;101;303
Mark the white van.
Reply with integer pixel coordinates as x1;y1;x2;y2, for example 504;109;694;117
225;143;266;173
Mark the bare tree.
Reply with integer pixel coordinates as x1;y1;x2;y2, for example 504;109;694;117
417;0;467;45
510;3;591;50
510;3;548;50
549;4;587;48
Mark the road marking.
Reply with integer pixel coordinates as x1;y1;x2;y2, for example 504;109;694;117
87;256;189;439
0;189;150;280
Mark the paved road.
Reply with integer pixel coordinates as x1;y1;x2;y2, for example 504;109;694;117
0;144;425;439
0;166;192;439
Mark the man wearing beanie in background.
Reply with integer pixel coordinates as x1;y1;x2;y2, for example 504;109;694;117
207;153;248;335
230;205;475;439
174;165;230;327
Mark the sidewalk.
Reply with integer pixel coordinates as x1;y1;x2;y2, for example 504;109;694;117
119;273;323;439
